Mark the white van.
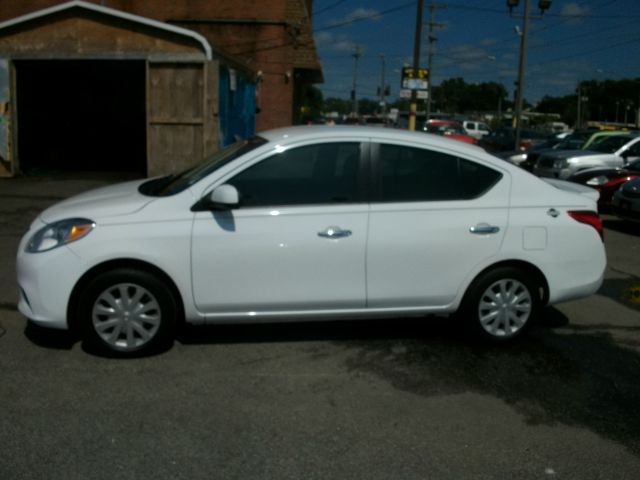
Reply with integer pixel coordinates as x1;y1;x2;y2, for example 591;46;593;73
462;120;490;139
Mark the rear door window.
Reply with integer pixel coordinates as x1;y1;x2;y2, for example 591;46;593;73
375;143;502;202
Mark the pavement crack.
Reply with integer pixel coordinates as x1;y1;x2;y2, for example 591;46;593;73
609;267;640;280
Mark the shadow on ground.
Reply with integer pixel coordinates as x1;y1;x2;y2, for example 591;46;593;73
603;218;640;236
23;307;640;456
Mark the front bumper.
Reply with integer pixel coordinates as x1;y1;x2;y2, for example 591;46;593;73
16;233;85;330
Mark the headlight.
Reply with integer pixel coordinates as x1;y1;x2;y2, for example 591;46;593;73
26;218;95;253
553;158;568;169
586;175;609;186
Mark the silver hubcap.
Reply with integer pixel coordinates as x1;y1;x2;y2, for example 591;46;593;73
478;278;532;338
92;283;161;351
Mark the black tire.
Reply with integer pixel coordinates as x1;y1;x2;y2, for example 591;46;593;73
459;267;540;342
77;269;177;357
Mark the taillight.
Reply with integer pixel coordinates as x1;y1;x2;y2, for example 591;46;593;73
519;140;532;151
568;210;604;241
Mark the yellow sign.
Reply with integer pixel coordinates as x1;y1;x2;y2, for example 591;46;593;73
401;67;429;91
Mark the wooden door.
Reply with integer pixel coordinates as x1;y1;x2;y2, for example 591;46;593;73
147;62;206;177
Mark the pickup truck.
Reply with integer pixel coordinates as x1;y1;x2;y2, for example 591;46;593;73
533;134;640;179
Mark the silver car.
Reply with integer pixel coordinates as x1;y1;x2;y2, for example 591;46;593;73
534;134;640;179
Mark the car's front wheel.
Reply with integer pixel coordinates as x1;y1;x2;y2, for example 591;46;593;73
459;267;540;342
77;269;177;356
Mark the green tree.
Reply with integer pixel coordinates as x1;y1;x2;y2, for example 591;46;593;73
323;97;351;116
298;85;324;123
431;78;509;114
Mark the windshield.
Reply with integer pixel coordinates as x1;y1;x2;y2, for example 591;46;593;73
139;136;268;197
590;135;633;154
555;131;591;149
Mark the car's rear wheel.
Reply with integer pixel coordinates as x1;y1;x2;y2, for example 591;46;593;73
460;267;540;342
77;269;176;356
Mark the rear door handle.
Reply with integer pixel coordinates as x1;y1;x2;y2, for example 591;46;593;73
318;226;352;239
470;223;500;235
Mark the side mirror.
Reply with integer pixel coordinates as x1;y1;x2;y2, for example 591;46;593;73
211;184;239;206
191;184;239;211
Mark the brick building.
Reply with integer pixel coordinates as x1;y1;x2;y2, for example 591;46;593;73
0;0;322;176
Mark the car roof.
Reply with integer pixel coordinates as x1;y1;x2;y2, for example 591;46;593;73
257;125;486;153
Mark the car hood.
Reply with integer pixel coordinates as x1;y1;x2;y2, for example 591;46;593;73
40;179;154;223
540;149;594;160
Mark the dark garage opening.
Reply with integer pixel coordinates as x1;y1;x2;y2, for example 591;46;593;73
15;60;147;175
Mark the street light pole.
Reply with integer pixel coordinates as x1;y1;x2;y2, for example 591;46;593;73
408;0;424;131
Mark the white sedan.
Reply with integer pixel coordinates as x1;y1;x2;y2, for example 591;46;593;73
17;126;606;356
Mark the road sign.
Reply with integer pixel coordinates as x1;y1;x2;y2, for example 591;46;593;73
401;67;429;91
400;89;428;99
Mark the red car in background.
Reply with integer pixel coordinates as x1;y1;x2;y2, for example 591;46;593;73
567;159;640;211
424;120;477;145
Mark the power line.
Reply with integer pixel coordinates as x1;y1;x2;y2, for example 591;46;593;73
315;2;415;32
531;35;640;67
313;0;349;17
443;1;640;19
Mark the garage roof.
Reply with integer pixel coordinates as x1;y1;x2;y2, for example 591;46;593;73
0;0;213;60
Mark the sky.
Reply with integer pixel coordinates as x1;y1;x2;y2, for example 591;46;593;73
311;0;640;107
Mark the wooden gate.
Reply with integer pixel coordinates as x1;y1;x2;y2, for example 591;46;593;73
0;58;13;177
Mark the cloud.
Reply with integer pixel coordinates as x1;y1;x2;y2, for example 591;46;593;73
560;3;592;17
343;8;382;23
326;8;381;28
444;45;494;72
314;31;359;53
480;38;498;47
560;3;591;24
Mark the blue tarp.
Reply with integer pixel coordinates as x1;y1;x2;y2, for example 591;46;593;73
218;67;256;146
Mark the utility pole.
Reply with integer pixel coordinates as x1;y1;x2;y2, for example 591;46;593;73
507;1;552;149
351;46;361;118
637;89;640;129
408;0;424;131
379;54;387;116
513;0;529;150
576;83;582;129
425;3;446;121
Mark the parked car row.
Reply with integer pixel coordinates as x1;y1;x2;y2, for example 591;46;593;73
485;127;640;221
423;119;491;144
478;127;549;153
424;120;477;144
568;160;640;211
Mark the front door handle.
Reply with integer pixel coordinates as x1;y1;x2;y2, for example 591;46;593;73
470;223;500;235
318;226;352;239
